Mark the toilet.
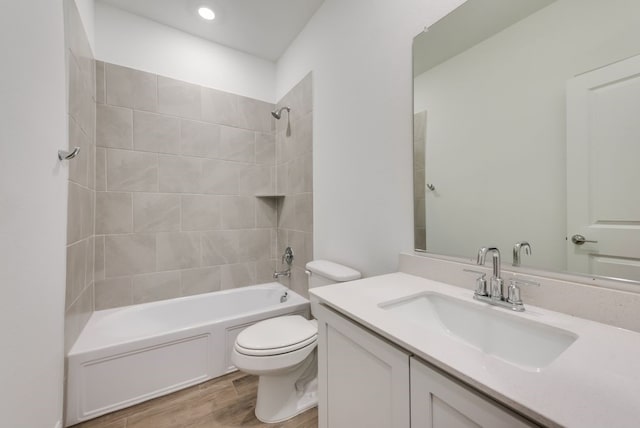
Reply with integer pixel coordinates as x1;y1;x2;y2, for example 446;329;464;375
231;260;361;423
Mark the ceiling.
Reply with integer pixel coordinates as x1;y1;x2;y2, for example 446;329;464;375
98;0;325;61
413;0;555;76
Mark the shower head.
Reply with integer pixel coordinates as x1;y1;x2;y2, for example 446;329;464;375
271;106;290;120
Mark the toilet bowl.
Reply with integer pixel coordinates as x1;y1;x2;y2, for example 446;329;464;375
231;260;361;423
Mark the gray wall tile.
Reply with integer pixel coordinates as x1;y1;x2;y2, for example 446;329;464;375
221;263;256;289
219;126;255;162
95;61;105;104
202;231;241;266
201;87;239;126
67;182;93;243
104;234;156;277
107;149;158;192
66;240;87;309
158;154;202;193
243;229;272;262
65;1;96;352
256;259;277;284
85;235;95;289
87;143;96;191
256;197;277;228
95;236;105;281
288;158;305;194
289;266;310;299
69;52;95;138
132;271;181;304
181;195;221;231
288;230;313;268
157;232;201;271
180;119;220;158
133;110;180;154
65;284;93;353
237;96;274;133
255;132;276;165
89;62;309;309
105;63;157;111
133;193;180;232
294;193;313;233
95;277;132;310
96;147;106;191
274;72;314;295
275;163;288;195
277;195;295;230
157;76;201;120
221;196;255;229
96;192;133;234
68;117;90;187
97;104;133;149
202;159;240;195
293;112;313;157
181;267;221;296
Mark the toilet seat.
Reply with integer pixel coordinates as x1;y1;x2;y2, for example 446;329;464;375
235;315;318;357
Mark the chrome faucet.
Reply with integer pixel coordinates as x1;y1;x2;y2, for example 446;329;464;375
273;247;294;279
512;241;532;267
477;247;503;300
273;270;291;279
468;246;539;312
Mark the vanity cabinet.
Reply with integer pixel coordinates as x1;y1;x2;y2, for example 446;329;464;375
313;302;539;428
410;358;536;428
314;303;411;428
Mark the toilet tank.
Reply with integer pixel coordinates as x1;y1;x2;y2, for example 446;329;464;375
305;260;361;288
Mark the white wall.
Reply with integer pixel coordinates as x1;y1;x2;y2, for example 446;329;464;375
413;0;640;271
0;2;68;427
276;0;466;276
74;0;95;51
94;1;277;102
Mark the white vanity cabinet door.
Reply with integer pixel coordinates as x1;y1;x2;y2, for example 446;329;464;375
410;358;537;428
313;303;410;428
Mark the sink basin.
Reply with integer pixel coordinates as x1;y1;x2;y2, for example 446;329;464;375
380;293;577;371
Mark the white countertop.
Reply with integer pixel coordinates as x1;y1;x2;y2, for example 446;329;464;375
310;272;640;428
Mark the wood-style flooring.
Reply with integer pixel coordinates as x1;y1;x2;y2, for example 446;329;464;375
71;371;318;428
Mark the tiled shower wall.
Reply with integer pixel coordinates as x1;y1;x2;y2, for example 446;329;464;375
414;111;426;250
64;0;96;353
93;62;280;309
274;74;314;298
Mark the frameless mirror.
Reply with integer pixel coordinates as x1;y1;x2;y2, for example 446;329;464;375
413;0;640;284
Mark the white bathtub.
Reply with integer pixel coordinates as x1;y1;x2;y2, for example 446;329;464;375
66;283;309;426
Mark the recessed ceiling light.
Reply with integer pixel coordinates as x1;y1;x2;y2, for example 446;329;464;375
198;7;215;20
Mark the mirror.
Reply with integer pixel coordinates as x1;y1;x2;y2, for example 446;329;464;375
413;0;640;283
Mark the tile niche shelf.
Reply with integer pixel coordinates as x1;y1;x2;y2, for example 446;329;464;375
254;194;286;198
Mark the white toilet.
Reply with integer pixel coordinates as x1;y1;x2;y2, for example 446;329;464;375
231;260;361;423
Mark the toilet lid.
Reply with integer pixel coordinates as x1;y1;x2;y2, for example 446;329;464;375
235;315;317;354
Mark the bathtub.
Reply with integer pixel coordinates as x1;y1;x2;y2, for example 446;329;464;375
66;283;309;426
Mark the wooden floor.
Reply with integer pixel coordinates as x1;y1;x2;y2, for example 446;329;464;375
72;371;318;428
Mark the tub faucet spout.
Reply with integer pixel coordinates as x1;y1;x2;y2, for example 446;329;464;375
273;270;291;279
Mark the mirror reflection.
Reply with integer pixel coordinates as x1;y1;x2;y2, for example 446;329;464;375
413;0;640;283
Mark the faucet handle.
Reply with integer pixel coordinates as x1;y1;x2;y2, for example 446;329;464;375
463;269;488;297
507;278;540;305
282;246;294;266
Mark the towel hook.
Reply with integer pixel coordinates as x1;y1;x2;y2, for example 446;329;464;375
58;147;80;161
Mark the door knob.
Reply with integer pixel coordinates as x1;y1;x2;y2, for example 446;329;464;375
571;234;598;245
